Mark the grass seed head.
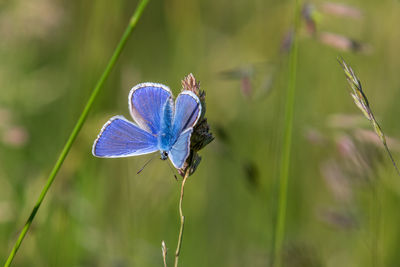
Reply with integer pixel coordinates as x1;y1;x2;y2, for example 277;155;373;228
338;58;384;141
338;58;400;177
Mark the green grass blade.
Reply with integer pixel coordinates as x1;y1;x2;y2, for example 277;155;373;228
272;1;300;266
4;1;149;266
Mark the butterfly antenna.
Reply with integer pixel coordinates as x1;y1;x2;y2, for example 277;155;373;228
137;154;158;175
166;160;179;181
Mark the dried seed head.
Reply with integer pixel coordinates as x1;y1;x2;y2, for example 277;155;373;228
321;2;363;19
302;3;318;35
179;74;214;177
319;32;370;53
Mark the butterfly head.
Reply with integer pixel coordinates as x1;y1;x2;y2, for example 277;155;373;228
160;151;168;160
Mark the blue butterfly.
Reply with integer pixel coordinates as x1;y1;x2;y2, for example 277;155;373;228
92;83;202;169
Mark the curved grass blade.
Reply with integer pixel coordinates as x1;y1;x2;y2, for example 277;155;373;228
272;0;300;266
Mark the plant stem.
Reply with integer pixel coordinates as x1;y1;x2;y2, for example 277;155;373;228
162;240;168;267
174;171;190;267
272;1;299;267
371;115;400;177
4;1;149;266
383;141;400;177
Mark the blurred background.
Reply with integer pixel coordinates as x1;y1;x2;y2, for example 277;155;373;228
1;0;400;266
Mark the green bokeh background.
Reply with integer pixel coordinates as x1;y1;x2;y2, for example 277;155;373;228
1;0;400;266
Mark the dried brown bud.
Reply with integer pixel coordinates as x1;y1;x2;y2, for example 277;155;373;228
181;73;200;95
181;73;206;116
319;32;371;53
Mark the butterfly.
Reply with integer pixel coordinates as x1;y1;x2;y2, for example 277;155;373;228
92;82;202;169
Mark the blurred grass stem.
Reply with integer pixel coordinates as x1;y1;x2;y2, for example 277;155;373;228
3;1;149;266
371;178;380;267
272;0;300;266
174;170;189;267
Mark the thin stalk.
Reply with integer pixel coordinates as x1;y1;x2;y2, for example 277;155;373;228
383;141;400;177
174;171;190;267
371;113;400;177
4;1;149;266
272;1;300;267
162;240;168;267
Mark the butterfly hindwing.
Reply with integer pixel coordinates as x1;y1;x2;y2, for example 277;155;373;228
129;83;172;134
92;116;158;158
169;128;193;169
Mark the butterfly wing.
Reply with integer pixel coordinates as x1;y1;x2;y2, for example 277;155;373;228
92;116;158;158
169;128;193;169
172;91;202;136
129;83;172;134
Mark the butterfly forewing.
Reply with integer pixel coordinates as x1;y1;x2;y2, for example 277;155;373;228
129;83;172;134
92;116;158;158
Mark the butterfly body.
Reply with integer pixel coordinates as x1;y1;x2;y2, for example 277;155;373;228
158;98;175;152
92;83;201;169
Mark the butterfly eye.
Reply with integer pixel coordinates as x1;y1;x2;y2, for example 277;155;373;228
161;151;168;160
